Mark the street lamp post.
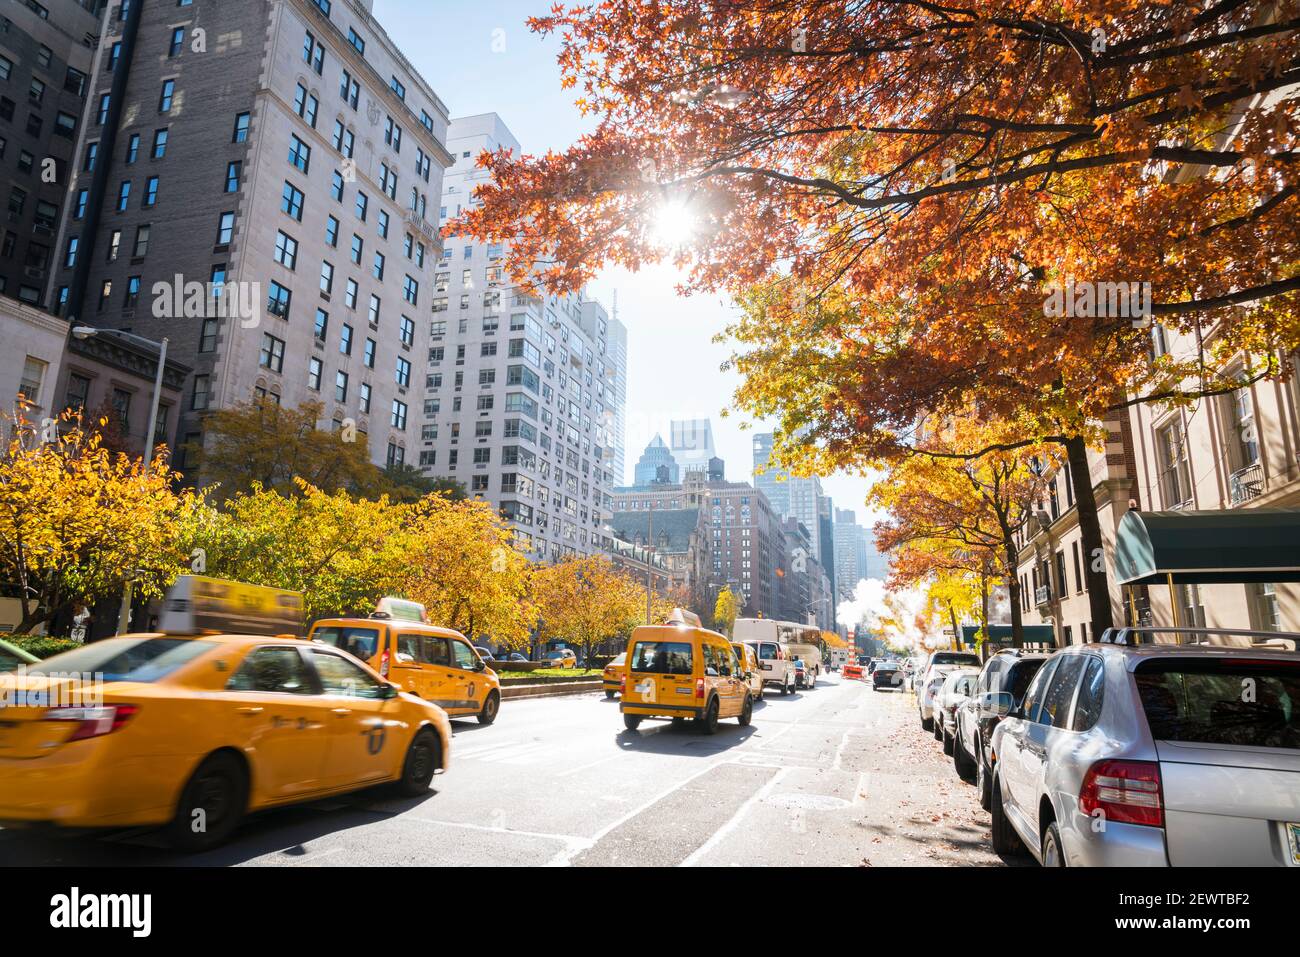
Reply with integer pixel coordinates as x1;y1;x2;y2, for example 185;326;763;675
72;326;169;635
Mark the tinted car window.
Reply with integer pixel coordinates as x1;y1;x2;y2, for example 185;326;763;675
227;646;313;694
1071;657;1105;731
1135;659;1300;749
1006;658;1048;702
931;652;981;667
756;642;779;660
308;649;386;698
450;640;478;671
630;641;693;675
421;636;449;666
1021;656;1058;723
312;626;381;660
28;637;215;683
1041;655;1086;728
979;659;1004;692
396;633;422;661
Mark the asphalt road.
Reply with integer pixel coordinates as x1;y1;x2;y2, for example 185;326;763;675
0;673;1008;866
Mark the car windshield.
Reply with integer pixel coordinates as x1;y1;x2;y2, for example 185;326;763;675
311;626;381;660
630;641;693;675
931;652;981;667
27;637;217;683
1135;658;1300;750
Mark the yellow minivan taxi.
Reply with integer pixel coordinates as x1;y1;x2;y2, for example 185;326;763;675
620;612;755;733
307;601;500;725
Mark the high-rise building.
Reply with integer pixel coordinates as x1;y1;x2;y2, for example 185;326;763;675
752;431;827;559
632;433;678;485
1;0;102;308
50;0;453;472
833;507;865;600
425;112;620;561
669;417;716;475
582;296;627;484
752;432;788;516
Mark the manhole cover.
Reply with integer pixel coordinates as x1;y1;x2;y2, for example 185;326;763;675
766;793;851;811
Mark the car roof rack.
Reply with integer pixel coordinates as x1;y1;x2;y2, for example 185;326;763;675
1098;627;1298;650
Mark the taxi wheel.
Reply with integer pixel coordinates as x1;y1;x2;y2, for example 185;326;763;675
696;697;720;735
166;752;247;852
738;694;753;727
477;690;500;725
623;713;643;731
399;728;441;795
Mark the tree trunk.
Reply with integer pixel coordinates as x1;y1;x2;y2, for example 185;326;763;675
1004;540;1024;645
1065;434;1115;635
946;601;959;651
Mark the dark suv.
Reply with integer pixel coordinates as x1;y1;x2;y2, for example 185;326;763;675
953;649;1050;809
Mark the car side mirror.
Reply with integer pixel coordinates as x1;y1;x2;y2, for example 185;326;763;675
474;658;487;672
979;691;1014;718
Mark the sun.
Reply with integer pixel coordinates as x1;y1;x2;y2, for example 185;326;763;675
650;198;699;248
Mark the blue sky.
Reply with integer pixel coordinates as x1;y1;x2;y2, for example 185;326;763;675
373;0;877;520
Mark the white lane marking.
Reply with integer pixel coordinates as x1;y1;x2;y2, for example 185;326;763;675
554;754;623;778
408;815;591;853
678;766;791;867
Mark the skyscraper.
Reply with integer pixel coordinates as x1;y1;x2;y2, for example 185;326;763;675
669;417;716;475
632;433;679;485
424;112;619;562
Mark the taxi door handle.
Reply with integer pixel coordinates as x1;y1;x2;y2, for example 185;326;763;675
236;706;264;715
330;707;353;716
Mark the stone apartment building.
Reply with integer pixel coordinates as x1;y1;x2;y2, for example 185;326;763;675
422;113;625;562
48;0;453;471
1;0;101;308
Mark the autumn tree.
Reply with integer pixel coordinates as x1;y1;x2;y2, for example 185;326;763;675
0;414;195;634
399;496;534;651
461;1;1300;634
531;556;645;668
872;420;1053;642
184;479;413;621
712;584;739;636
195;399;380;499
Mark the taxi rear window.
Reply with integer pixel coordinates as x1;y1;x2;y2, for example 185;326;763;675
311;626;381;660
27;637;217;683
630;641;693;675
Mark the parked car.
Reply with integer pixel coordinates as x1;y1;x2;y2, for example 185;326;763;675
872;660;905;690
933;668;981;753
474;646;495;661
602;652;627;698
988;628;1300;866
954;650;1051;809
917;652;980;729
507;652;528;662
744;639;797;695
545;649;577;669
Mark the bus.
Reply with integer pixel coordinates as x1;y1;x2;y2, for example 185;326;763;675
733;618;824;681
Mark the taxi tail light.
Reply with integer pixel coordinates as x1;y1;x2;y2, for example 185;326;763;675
695;678;705;699
379;649;391;677
46;704;139;742
1078;759;1164;828
619;675;626;692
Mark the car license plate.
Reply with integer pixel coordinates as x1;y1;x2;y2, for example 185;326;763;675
1287;823;1300;865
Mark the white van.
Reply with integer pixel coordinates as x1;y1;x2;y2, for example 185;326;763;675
735;618;822;694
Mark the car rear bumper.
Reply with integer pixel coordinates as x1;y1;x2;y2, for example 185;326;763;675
1061;816;1170;866
621;702;703;719
0;749;183;828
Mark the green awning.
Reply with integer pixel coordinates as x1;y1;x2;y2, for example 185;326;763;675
960;625;1057;647
1113;508;1300;586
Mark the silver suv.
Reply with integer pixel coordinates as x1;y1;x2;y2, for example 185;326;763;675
987;628;1300;866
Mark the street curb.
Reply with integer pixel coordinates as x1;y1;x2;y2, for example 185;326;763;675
501;681;603;700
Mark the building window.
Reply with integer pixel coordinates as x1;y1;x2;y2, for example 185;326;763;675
396;356;411;388
359;382;371;413
259;333;286;372
1156;422;1192;508
281;181;304;220
225;161;242;193
232;111;250;143
267;280;291;319
158;80;174;113
116;180;131;211
335;370;348;402
132;224;150;257
191;374;210;410
215;211;234;246
288;134;311;173
315;307;329;339
307;357;322;391
1253;583;1281;631
273;230;298;270
143;176;159;207
151;127;168;158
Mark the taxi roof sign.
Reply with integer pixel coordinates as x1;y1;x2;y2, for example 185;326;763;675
158;576;304;636
374;596;427;623
666;608;702;628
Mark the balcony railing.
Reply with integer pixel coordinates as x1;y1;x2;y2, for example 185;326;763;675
1229;462;1264;505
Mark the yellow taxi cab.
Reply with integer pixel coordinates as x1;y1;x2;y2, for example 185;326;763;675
620;610;754;733
0;578;451;851
307;597;501;725
602;652;626;698
731;641;764;701
545;648;577;669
